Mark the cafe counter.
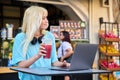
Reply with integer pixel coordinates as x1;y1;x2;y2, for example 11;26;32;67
0;67;19;80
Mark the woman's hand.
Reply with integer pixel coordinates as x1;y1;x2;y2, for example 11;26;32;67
38;43;47;57
52;60;70;67
62;61;70;67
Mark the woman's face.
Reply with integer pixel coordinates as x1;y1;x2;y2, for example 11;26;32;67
60;32;64;40
40;14;48;30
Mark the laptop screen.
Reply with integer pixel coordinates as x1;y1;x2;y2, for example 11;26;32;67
69;43;98;70
51;43;98;71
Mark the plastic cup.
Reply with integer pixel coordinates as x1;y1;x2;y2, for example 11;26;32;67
42;38;52;59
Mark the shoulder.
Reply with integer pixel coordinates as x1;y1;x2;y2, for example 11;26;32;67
46;31;55;39
46;31;54;36
14;32;25;40
62;41;72;48
62;41;71;45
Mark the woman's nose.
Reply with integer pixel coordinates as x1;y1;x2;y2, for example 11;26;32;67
45;18;48;23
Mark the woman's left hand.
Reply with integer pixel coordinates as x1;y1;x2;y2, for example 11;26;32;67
52;60;70;67
62;61;70;67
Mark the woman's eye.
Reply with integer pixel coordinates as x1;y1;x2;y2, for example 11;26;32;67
42;16;47;20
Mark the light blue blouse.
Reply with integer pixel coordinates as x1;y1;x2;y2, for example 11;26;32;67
12;32;58;80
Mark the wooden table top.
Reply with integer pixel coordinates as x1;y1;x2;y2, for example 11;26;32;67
0;67;17;74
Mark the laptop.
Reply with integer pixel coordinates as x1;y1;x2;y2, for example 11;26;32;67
50;43;98;71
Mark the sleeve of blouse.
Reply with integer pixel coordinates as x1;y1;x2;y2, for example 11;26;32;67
63;42;72;50
12;33;26;66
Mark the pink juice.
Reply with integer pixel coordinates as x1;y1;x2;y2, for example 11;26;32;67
43;44;52;58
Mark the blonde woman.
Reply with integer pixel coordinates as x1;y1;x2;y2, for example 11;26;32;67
12;6;69;80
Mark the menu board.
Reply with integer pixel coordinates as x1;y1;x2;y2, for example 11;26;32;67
59;20;87;40
50;26;59;39
50;20;87;40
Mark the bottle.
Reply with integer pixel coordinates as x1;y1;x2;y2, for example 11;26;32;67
1;28;7;40
6;24;14;40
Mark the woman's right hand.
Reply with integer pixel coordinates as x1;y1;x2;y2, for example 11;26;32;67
38;43;47;57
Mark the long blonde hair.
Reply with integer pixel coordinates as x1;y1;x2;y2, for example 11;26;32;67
21;6;48;56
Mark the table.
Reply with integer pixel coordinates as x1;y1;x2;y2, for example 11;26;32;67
10;67;111;80
0;67;19;80
0;67;17;74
